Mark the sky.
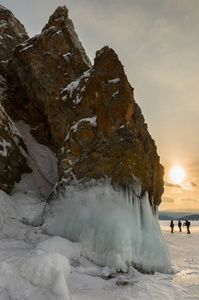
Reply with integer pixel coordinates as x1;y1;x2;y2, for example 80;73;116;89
1;0;199;212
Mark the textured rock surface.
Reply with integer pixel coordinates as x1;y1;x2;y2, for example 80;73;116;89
0;6;31;193
0;5;29;61
58;46;164;204
5;5;91;150
0;76;31;193
1;5;163;204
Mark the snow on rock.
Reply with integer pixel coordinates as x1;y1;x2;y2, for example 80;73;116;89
65;116;97;140
108;77;120;84
0;139;11;156
61;69;91;105
0;102;31;193
0;5;29;61
18;252;71;300
43;182;171;273
112;90;119;97
12;121;58;199
19;44;34;52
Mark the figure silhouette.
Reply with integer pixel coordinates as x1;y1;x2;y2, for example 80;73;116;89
170;220;174;233
178;220;182;232
184;220;191;234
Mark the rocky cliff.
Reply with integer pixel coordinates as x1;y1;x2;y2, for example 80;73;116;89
0;5;30;193
0;5;164;205
0;5;28;61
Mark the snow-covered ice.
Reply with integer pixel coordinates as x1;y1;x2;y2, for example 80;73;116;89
18;252;71;300
43;183;171;273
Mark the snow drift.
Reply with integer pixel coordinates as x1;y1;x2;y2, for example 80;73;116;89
43;181;171;273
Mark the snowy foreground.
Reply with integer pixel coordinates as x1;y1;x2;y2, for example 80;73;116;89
0;189;199;300
0;123;198;299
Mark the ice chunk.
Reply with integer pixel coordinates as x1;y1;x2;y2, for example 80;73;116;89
43;182;171;273
18;252;71;300
36;236;82;261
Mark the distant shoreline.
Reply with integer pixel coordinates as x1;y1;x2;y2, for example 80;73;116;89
159;213;199;221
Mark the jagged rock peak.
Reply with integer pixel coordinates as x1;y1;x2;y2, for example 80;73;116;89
41;5;91;68
95;46;117;60
42;6;69;31
94;46;126;81
0;5;29;61
3;5;92;150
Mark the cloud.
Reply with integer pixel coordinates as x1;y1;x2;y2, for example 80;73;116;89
162;196;174;203
164;181;183;188
185;181;197;187
180;198;199;204
185;181;197;190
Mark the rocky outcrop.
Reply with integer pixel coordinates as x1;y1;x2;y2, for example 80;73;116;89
0;76;31;193
0;6;31;192
0;5;163;205
58;46;164;205
0;5;28;61
4;5;91;150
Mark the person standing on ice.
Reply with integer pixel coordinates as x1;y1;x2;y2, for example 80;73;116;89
178;220;182;232
170;220;174;233
184;220;191;234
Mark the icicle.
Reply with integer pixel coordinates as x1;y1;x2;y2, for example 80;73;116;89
43;180;171;273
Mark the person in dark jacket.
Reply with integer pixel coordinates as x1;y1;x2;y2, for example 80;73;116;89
184;220;191;234
170;220;174;233
178;220;182;232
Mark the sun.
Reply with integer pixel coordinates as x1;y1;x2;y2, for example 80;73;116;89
169;166;185;184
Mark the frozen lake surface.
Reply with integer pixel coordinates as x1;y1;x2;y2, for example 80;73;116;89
160;220;199;300
68;221;199;300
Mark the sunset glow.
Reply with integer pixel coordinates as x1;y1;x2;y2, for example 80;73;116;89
169;166;185;184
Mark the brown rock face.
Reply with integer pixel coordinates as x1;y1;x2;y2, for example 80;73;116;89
0;6;31;193
59;46;164;205
0;76;31;193
0;5;29;61
5;5;91;149
1;5;163;205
